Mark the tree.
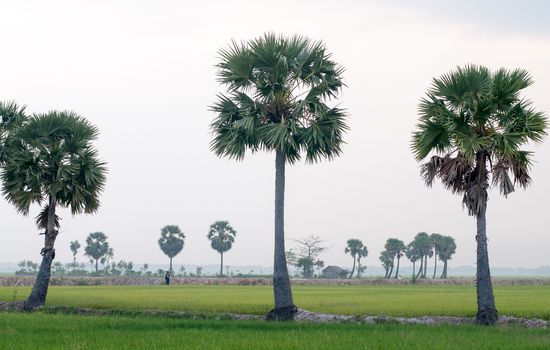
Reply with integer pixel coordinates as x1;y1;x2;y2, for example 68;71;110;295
344;239;367;278
379;250;393;278
384;238;406;279
158;225;185;273
0;100;27;166
438;236;457;279
409;232;432;279
430;233;445;279
70;240;81;265
405;243;422;279
355;245;369;278
287;235;327;278
207;221;236;276
210;33;347;321
412;65;547;324
84;232;112;273
1;111;107;309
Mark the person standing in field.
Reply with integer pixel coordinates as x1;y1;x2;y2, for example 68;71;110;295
165;271;171;285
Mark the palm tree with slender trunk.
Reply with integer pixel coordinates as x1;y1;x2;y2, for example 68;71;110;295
207;221;237;276
438;236;457;279
70;240;81;265
379;250;393;278
356;245;368;278
2;111;106;309
384;239;405;279
210;33;347;321
412;65;547;325
84;232;112;273
345;239;364;278
158;225;185;273
430;233;444;279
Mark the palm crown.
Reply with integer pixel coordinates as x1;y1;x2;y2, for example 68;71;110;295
207;221;236;254
412;65;547;215
0;101;27;165
210;33;348;163
1;111;107;223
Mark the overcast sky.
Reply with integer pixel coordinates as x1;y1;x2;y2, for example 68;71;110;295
1;0;549;270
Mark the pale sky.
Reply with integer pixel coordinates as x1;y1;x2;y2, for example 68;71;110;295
1;0;549;269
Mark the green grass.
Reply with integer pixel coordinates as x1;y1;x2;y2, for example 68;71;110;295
2;284;550;319
1;312;550;350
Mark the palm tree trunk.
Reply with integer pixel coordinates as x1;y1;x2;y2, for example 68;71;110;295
440;259;447;279
267;149;295;321
388;256;395;279
432;249;437;279
170;257;173;273
220;252;224;277
423;254;428;278
476;207;498;325
356;258;361;278
95;259;99;272
394;256;401;279
26;196;57;309
416;258;423;279
412;261;416;279
349;256;356;279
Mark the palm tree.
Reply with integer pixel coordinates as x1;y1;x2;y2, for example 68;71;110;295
430;233;444;279
345;239;366;279
412;65;547;325
0;100;27;166
1;111;107;309
207;221;237;276
384;238;405;279
210;33;348;320
405;243;421;279
84;232;113;273
70;240;81;265
158;225;185;273
379;250;393;278
410;232;431;279
438;236;457;279
355;245;369;278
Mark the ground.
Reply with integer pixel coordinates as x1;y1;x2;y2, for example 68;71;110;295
2;284;550;349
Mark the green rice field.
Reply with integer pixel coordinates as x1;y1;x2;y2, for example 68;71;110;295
1;313;550;350
2;284;550;319
3;284;550;349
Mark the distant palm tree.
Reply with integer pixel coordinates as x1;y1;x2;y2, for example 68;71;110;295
158;225;185;273
379;250;393;278
430;233;444;279
211;33;348;321
384;238;405;279
412;65;547;325
84;232;113;272
438;236;457;279
355;245;369;278
207;221;237;276
405;243;421;279
70;240;81;265
345;239;366;279
410;232;432;279
2;111;107;309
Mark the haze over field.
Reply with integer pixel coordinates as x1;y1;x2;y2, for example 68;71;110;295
1;0;549;269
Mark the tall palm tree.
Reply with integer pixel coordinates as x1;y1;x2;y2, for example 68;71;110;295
207;220;237;276
412;65;547;325
2;111;106;309
70;240;81;265
0;100;27;166
379;250;393;278
210;33;348;320
158;225;185;273
84;232;113;273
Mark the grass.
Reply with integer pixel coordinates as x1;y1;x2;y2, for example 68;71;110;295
1;312;550;350
2;284;550;319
